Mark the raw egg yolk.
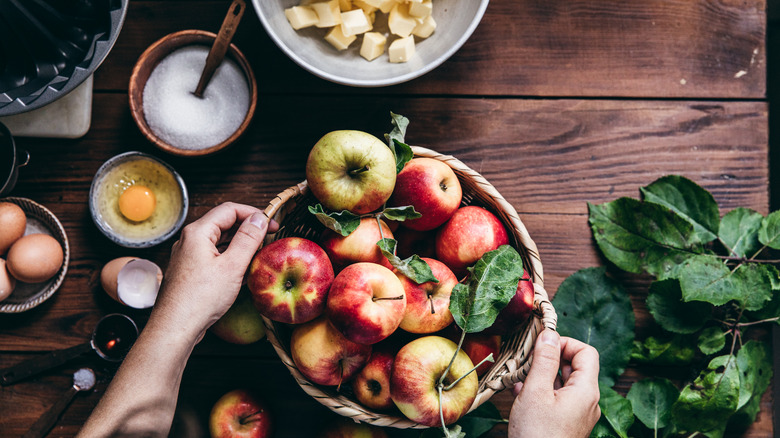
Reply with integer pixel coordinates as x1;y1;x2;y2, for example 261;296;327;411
119;185;156;222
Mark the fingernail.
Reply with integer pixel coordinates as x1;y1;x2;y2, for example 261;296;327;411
541;329;559;346
248;213;268;231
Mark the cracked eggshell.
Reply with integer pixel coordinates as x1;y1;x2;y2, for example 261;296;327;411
101;257;163;308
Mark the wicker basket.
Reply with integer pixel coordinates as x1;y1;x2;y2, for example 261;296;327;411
260;146;557;429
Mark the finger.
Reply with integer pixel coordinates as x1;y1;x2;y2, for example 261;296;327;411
512;382;523;397
560;362;573;383
222;213;271;268
189;203;263;245
559;337;600;390
522;329;561;393
553;375;563;390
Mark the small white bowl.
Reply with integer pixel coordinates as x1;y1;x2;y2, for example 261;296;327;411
252;0;489;87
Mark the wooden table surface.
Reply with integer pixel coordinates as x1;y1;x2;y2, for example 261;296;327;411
0;1;773;437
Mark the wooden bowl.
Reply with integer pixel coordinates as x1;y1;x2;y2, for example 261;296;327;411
128;30;258;157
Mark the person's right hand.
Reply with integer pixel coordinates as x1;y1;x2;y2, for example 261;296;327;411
508;329;601;438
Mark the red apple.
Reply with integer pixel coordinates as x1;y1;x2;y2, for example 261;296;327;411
351;344;397;410
321;218;394;272
483;270;535;335
305;130;397;215
388;158;463;231
210;287;266;345
327;263;406;345
393;226;437;259
435;206;510;277
290;317;372;387
209;388;273;438
397;258;457;334
247;237;334;324
319;417;389;438
390;336;479;427
461;334;502;377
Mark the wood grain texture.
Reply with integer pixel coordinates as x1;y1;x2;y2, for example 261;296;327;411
94;0;766;98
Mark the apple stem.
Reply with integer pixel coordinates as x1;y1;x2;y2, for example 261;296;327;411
429;296;436;314
336;361;344;392
373;295;405;302
349;165;370;176
444;353;494;391
239;409;265;425
438;328;467;388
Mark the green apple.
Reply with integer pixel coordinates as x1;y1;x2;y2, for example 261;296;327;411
305;130;397;214
210;288;266;345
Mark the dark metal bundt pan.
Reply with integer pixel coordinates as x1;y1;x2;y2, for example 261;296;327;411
0;0;128;116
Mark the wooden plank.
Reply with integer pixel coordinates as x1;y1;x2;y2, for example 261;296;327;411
94;0;766;98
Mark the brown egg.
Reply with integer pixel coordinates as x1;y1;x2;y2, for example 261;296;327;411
0;202;26;255
0;258;15;302
101;257;137;303
101;257;163;308
6;234;64;283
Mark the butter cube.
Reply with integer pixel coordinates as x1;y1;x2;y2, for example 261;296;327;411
324;25;357;50
340;9;372;36
388;3;417;37
338;0;352;11
299;0;325;5
412;14;436;38
284;6;319;30
312;0;342;27
378;0;399;13
360;32;387;61
388;35;415;63
408;0;432;18
353;0;378;14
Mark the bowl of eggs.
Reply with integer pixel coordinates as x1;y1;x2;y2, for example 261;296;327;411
0;198;69;313
89;151;188;248
252;0;489;87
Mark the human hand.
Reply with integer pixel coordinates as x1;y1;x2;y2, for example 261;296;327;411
508;329;601;438
150;202;278;340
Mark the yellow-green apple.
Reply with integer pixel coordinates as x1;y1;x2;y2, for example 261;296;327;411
209;388;273;438
210;287;266;344
247;237;334;324
483;270;535;335
390;336;478;426
397;258;457;334
394;226;437;259
388;158;462;231
461;333;502;377
351;343;398;410
327;263;406;345
435;206;509;277
290;316;372;387
306;130;397;215
318;417;389;438
320;218;394;272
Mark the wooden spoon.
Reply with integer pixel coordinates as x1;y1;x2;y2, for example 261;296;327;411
193;0;246;98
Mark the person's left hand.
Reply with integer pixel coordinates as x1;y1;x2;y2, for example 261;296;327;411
151;202;278;338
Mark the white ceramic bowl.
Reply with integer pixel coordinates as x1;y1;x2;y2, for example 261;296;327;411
252;0;489;87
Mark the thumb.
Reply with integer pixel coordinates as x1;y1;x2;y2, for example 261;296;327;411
223;213;270;267
522;329;562;393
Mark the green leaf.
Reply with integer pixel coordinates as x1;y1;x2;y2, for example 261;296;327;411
597;384;634;438
450;245;523;333
553;267;634;386
758;210;780;250
745;287;780;325
307;204;361;237
381;205;422;222
589;419;619;438
640;175;719;243
626;377;679;431
735;340;772;410
671;355;740;433
377;238;438;284
719;208;763;258
631;334;696;366
588;199;702;279
455;402;507;437
678;256;774;310
646;279;712;334
697;326;727;355
385;112;414;173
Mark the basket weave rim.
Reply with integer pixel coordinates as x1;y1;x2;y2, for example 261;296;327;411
260;145;557;429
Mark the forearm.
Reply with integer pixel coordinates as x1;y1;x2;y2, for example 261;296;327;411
78;307;204;437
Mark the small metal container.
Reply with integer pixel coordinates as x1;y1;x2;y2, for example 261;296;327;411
0;122;29;197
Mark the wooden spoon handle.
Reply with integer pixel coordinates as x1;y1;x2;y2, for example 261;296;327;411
193;0;246;97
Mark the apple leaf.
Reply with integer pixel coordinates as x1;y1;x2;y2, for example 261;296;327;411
677;256;774;310
630;334;696;367
640;175;720;244
381;205;422;222
719;208;763;258
552;267;634;386
597;384;634;438
385;112;414;173
307;204;361;237
735;340;772;410
758;210;780;249
589;419;619;438
377;238;438;284
450;245;523;333
588;198;702;280
455;402;507;437
671;355;740;434
626;377;679;431
697;326;726;355
646;279;712;334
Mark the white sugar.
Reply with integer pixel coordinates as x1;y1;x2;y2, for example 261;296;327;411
143;46;250;150
73;368;96;390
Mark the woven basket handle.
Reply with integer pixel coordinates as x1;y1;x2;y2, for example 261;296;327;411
263;182;307;220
